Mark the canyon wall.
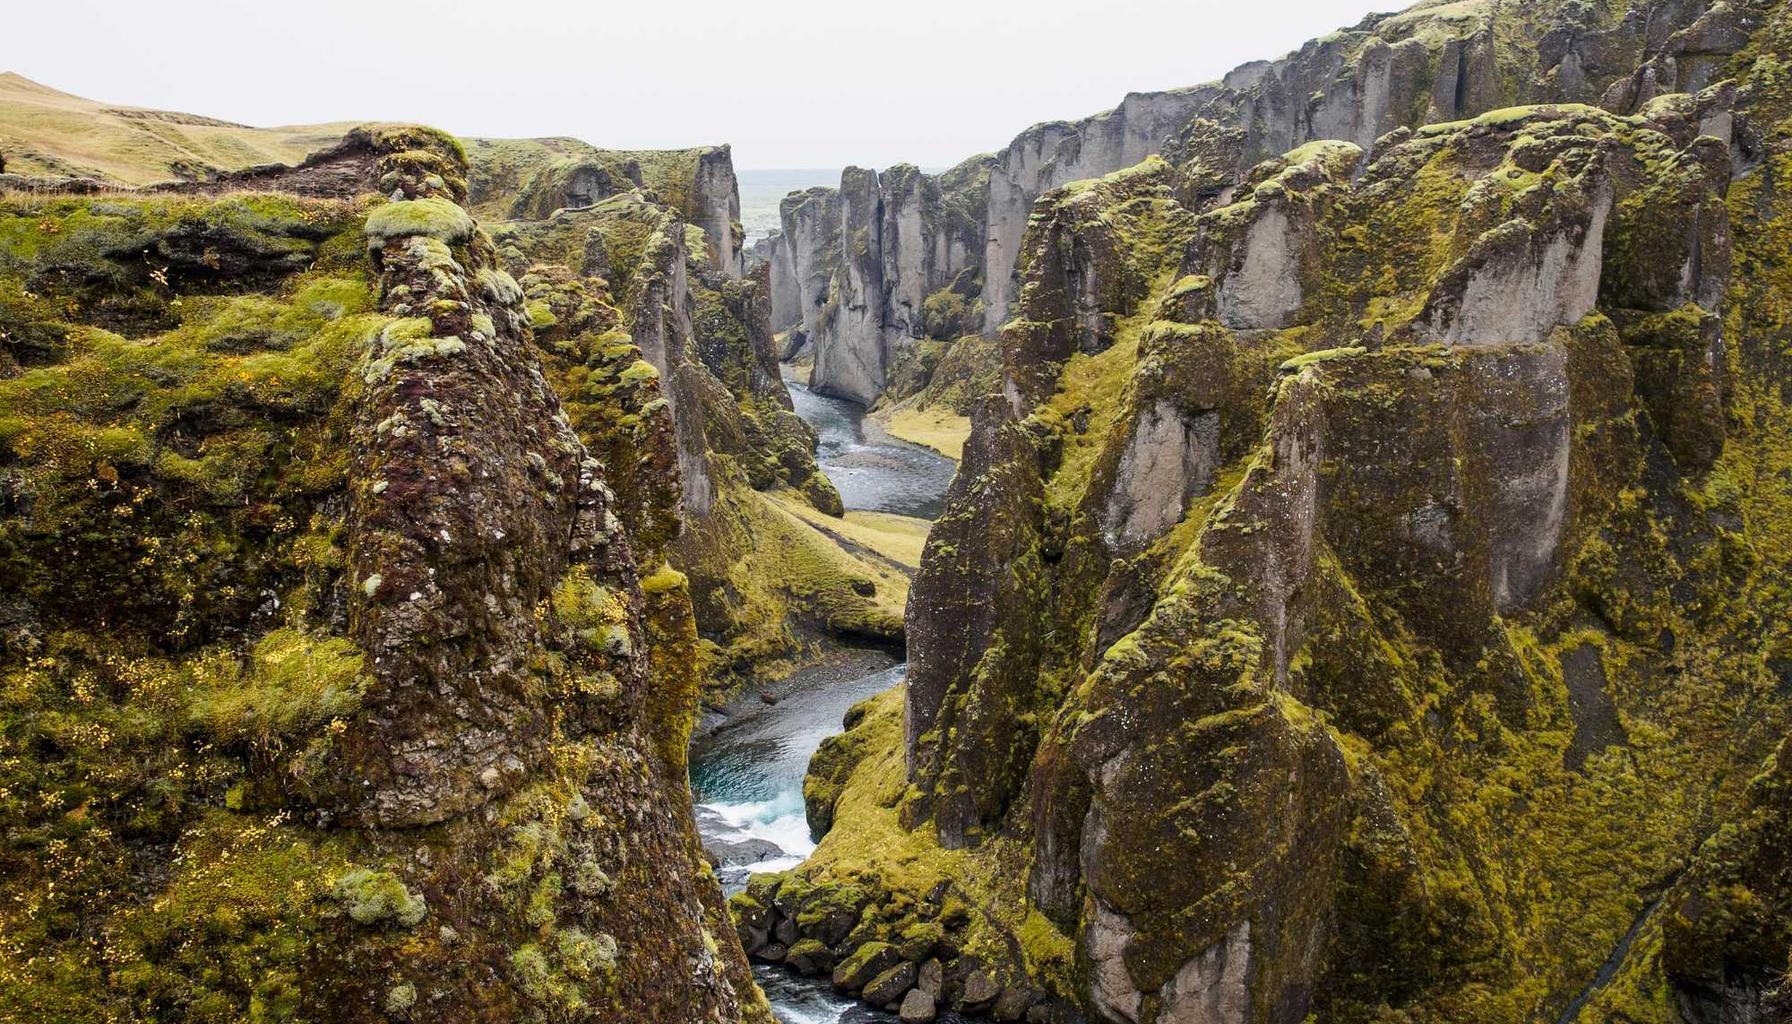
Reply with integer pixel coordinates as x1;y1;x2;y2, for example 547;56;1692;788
746;2;1792;1023
484;146;909;700
768;157;990;405
0;126;770;1022
773;0;1751;411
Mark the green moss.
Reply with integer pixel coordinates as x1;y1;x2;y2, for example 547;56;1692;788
509;927;618;1009
330;868;428;928
363;197;476;247
190;628;368;747
620;358;660;383
1278;345;1366;373
639;565;688;595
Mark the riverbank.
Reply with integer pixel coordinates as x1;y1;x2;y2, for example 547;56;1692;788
691;364;957;1024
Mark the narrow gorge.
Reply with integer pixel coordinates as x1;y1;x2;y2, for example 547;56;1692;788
4;0;1792;1021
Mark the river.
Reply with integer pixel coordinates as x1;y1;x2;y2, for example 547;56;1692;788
689;377;956;1023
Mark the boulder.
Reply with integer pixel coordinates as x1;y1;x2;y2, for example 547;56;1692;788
862;961;919;1006
960;968;1000;1010
832;941;901;993
786;938;835;976
899;989;938;1024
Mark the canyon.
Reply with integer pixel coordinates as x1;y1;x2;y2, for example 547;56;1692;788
3;0;1792;1021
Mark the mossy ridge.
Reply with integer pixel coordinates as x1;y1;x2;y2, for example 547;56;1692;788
463;135;723;232
0;190;366;336
673;482;906;690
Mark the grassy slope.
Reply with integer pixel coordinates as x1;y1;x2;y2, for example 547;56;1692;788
766;491;932;570
0;73;353;185
874;406;970;461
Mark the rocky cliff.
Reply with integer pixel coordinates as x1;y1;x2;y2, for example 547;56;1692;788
483;147;913;700
0;125;771;1022
743;1;1792;1022
767;156;990;406
768;0;1751;417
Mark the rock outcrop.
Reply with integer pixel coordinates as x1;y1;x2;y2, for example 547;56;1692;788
748;3;1792;1023
0;126;769;1021
465;137;744;278
486;155;907;700
768;156;991;405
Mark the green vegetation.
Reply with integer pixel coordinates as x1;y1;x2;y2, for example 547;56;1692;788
331;868;428;928
363;196;476;246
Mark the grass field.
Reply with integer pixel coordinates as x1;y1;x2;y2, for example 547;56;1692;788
0;72;352;185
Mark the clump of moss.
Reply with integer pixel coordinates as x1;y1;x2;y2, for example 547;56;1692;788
383;981;417;1015
509;928;618;1010
330;868;428;928
190;628;367;747
363;197;476;247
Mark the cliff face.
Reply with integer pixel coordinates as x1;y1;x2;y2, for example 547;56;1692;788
747;1;1792;1022
769;157;991;406
486;151;910;699
983;0;1747;332
0;127;769;1021
767;0;1751;418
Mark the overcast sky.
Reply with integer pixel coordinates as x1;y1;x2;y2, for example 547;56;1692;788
9;0;1391;169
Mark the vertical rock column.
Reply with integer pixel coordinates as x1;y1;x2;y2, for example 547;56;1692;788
340;134;600;826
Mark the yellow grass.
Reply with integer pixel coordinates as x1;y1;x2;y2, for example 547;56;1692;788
875;405;971;461
764;490;932;571
0;72;352;185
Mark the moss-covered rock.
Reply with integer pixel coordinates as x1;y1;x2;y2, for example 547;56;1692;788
779;15;1792;1023
0;125;769;1024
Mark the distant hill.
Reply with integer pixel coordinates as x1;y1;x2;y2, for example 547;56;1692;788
0;72;355;185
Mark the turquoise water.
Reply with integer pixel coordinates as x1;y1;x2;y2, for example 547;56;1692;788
687;366;958;1023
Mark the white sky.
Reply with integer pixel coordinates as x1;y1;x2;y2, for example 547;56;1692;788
8;0;1392;169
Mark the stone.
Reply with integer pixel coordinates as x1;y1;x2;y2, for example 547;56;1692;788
918;958;944;999
898;989;937;1024
862;961;919;1005
1100;401;1220;550
992;987;1033;1021
960;968;1000;1009
832;941;901;993
786;939;834;975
